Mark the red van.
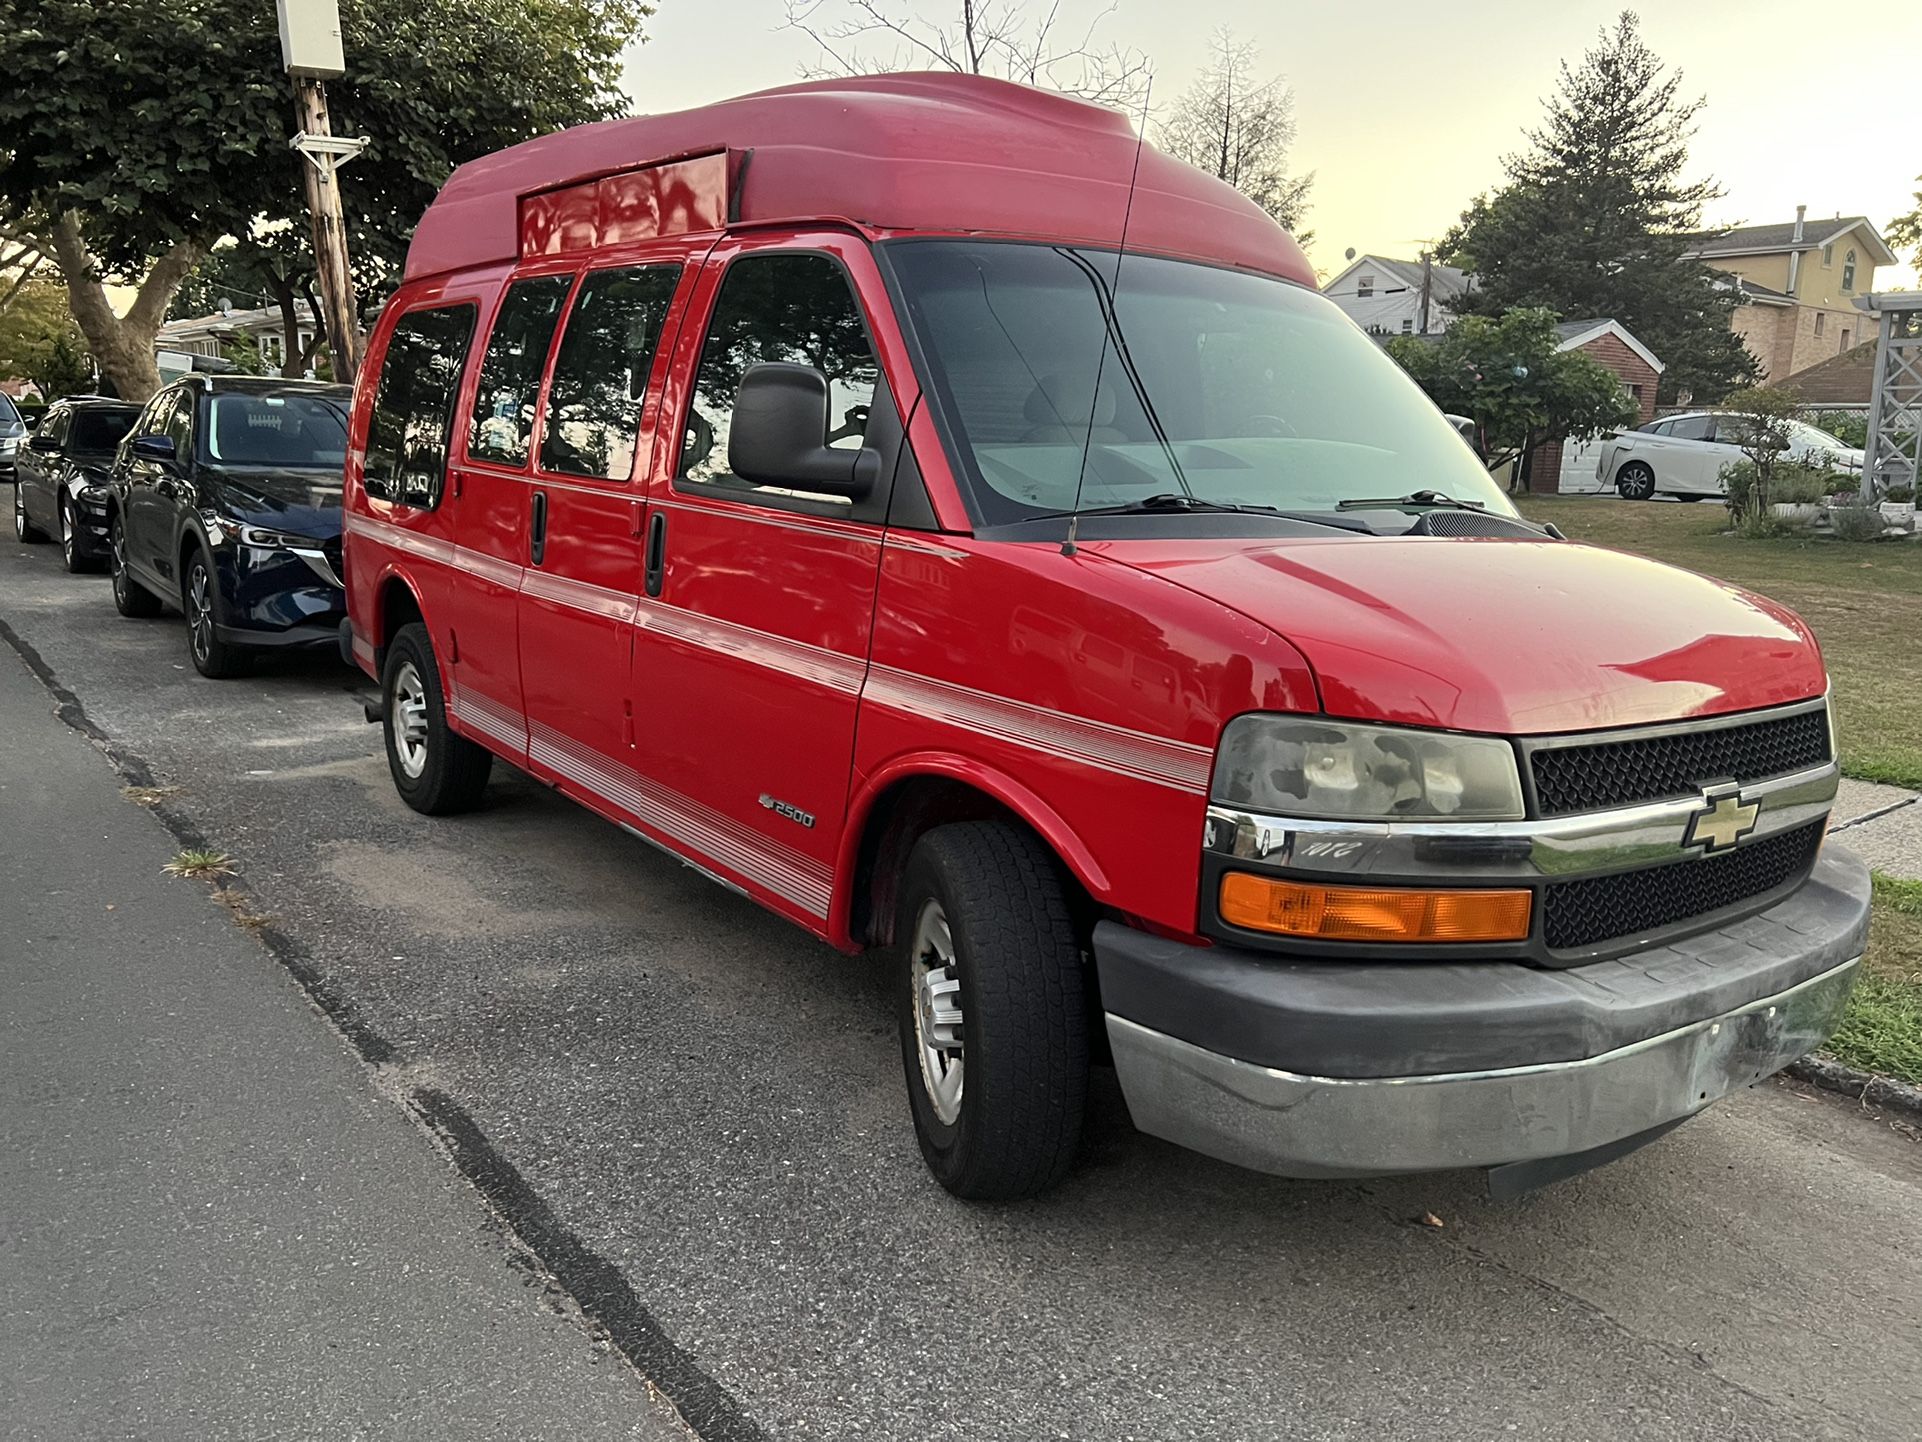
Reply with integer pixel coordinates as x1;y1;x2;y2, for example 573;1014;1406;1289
342;76;1868;1200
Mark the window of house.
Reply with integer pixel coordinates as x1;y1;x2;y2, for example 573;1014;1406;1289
1815;312;1826;337
539;265;680;481
468;274;572;469
260;333;285;367
363;305;477;509
678;252;880;504
1399;318;1413;334
1842;250;1857;291
1823;243;1834;267
1841;328;1851;350
1356;275;1374;298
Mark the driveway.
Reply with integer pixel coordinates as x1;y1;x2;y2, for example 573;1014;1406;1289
2;514;1918;1441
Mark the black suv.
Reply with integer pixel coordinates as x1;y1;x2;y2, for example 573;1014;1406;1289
14;397;142;572
108;376;353;678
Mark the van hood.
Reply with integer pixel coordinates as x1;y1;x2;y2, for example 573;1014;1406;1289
1098;536;1827;735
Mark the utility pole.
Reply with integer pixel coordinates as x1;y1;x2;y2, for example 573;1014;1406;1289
1418;250;1433;336
277;1;367;379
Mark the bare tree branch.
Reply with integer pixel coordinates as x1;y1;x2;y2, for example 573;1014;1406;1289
1158;27;1311;233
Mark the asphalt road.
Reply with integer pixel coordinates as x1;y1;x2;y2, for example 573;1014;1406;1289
3;502;1919;1441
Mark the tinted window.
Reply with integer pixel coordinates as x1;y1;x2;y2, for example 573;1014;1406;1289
365;306;477;508
40;408;70;448
888;240;1510;524
679;253;879;500
69;409;137;453
539;265;680;481
203;393;349;468
1667;415;1715;441
162;391;195;453
468;275;572;468
0;393;19;426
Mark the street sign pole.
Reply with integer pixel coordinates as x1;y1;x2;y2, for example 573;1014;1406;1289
277;1;365;380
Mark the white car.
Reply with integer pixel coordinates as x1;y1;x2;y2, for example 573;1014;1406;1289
1594;412;1866;500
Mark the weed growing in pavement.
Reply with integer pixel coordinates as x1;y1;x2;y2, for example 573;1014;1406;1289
210;886;273;930
164;849;235;881
122;785;184;807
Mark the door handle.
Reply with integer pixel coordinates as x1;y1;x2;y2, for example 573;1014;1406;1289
530;490;548;567
643;510;667;598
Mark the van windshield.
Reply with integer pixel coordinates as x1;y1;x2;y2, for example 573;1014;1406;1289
886;240;1513;528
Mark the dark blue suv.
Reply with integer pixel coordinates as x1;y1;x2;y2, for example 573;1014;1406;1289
108;376;353;678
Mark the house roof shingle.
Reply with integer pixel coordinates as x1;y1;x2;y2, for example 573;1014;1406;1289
1782;342;1880;405
1683;217;1898;265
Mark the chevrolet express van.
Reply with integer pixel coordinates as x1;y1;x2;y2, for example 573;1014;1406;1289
342;76;1869;1200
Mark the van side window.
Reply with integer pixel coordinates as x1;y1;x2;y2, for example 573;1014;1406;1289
678;253;880;502
468;275;573;468
538;265;680;482
364;305;477;508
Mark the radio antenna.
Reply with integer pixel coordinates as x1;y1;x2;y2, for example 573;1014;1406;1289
1064;75;1153;559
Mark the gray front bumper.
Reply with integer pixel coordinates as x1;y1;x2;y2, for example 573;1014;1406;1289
1100;845;1871;1179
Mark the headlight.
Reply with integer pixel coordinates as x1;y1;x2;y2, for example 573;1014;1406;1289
238;523;318;550
1212;715;1525;821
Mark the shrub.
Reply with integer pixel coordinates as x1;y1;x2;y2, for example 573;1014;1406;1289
1809;409;1869;449
1830;504;1888;542
1722;457;1838;519
1885;482;1915;503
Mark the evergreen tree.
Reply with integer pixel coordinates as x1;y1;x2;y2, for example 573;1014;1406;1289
1441;11;1756;403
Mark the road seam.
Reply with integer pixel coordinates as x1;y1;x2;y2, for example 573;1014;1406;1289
0;612;768;1442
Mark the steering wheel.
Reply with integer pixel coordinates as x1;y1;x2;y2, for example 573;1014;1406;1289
1247;415;1297;438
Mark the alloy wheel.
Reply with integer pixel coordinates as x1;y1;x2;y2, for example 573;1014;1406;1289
188;562;214;665
12;486;23;540
909;897;965;1126
391;660;431;780
61;502;75;568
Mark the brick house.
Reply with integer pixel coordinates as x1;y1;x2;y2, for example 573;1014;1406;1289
1527;319;1664;493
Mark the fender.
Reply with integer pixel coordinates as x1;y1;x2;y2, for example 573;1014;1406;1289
830;750;1113;950
360;557;438;677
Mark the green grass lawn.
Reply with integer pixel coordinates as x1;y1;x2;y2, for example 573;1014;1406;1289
1515;497;1922;789
1515;496;1922;1085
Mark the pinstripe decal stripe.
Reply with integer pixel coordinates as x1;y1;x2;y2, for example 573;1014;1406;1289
633;599;866;696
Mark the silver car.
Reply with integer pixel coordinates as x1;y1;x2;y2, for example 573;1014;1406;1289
1594;411;1866;501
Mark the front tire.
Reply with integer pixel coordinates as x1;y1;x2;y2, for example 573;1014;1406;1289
382;621;493;815
14;483;47;543
1615;461;1658;501
896;820;1089;1201
184;547;253;679
109;515;163;617
61;499;98;573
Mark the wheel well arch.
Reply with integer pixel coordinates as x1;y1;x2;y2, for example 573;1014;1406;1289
834;761;1107;952
370;571;427;667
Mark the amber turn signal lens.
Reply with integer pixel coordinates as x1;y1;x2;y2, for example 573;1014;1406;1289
1218;873;1532;943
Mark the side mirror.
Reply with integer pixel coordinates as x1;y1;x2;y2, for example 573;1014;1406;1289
728;363;880;499
131;434;176;463
28;433;61;454
21;412;40;431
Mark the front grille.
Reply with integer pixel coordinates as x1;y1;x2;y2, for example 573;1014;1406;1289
1541;822;1823;951
1531;708;1830;816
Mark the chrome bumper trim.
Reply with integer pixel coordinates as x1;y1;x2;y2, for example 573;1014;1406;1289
288;545;344;590
1106;955;1860;1179
1204;761;1837;881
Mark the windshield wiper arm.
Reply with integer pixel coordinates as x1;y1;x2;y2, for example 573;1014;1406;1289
1335;490;1488;512
1076;494;1375;533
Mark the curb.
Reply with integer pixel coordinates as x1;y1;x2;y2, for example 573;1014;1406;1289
1786;1055;1922;1119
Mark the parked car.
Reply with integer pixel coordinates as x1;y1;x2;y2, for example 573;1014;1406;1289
0;390;28;481
1595;411;1867;500
343;75;1867;1202
108;375;352;678
12;397;141;571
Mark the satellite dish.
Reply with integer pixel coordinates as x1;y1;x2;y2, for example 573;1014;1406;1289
1344;248;1356;261
217;297;233;316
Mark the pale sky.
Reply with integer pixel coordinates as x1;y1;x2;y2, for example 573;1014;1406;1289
621;0;1921;289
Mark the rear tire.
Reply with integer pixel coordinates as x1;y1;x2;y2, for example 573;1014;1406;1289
382;621;492;815
1615;462;1657;501
896;820;1089;1201
14;483;47;543
110;515;163;617
184;547;253;679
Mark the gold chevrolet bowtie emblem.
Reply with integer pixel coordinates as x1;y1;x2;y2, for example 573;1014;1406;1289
1686;786;1761;853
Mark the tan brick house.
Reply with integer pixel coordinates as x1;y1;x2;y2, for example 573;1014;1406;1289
1683;209;1897;382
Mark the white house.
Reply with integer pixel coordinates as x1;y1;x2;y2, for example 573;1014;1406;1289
1322;254;1473;336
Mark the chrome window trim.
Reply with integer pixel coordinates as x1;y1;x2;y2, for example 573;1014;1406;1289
1204;760;1838;882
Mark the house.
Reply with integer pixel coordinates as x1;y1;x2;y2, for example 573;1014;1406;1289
1781;342;1878;405
1529;319;1665;493
1682;208;1897;382
1322;254;1472;336
155;301;319;373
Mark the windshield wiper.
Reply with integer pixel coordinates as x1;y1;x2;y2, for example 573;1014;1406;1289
1076;494;1375;533
1335;490;1488;512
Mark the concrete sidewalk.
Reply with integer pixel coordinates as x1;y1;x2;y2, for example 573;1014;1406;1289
1832;777;1922;880
0;646;678;1440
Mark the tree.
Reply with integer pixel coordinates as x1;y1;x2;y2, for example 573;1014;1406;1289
0;0;649;401
0;278;95;400
1890;173;1922;274
783;0;1149;108
1439;11;1755;405
1157;28;1311;235
171;232;332;379
1385;307;1638;480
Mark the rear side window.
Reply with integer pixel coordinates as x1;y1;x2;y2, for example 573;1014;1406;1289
538;265;680;481
364;305;477;508
678;253;880;501
1668;416;1715;442
468;275;572;468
